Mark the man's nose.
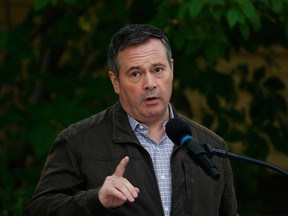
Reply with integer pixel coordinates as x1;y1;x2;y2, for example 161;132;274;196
143;73;156;90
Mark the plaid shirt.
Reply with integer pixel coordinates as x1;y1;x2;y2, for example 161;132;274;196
128;105;174;216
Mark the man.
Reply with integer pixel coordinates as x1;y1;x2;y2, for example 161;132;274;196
26;24;238;215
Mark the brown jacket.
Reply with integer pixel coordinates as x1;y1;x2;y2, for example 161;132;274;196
26;102;238;216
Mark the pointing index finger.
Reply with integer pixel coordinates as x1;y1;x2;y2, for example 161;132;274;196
114;156;129;177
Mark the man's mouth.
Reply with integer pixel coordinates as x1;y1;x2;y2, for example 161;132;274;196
146;96;157;101
144;96;160;105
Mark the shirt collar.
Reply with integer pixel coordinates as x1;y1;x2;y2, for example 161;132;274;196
127;103;174;132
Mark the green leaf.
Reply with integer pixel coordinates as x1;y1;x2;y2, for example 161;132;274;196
188;0;204;18
227;8;239;28
34;0;50;11
178;2;189;20
205;0;224;5
239;23;249;40
271;0;283;13
239;0;261;30
212;7;223;22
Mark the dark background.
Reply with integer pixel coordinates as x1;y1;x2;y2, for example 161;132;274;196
1;0;288;215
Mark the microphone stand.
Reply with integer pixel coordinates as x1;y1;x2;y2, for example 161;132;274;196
203;143;288;177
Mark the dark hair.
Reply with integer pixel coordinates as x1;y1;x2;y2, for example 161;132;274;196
107;24;172;77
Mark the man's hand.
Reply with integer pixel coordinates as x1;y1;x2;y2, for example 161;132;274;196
98;156;140;208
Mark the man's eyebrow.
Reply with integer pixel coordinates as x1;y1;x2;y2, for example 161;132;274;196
126;63;167;73
126;66;141;73
152;63;167;67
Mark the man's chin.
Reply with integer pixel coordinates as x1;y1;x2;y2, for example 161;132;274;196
144;109;167;120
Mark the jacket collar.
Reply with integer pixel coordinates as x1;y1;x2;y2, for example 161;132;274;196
112;101;139;143
111;101;180;144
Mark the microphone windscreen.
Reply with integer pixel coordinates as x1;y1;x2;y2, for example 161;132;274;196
165;118;191;145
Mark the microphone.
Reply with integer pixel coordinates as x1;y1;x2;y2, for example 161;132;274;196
166;118;220;180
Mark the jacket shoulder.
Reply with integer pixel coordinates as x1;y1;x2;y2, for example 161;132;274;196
177;114;227;149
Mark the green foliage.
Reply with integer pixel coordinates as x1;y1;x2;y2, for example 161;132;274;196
1;0;288;215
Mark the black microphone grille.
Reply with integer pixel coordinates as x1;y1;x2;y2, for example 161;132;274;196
165;118;191;145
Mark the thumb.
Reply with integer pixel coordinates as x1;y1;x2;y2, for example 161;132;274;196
113;156;129;177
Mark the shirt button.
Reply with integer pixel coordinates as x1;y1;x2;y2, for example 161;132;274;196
161;175;165;179
139;125;144;130
164;207;169;211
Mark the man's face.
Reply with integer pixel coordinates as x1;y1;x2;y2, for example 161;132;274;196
109;38;174;125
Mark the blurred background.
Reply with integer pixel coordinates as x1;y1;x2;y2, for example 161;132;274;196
1;0;288;215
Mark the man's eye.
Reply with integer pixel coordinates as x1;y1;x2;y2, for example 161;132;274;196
155;67;162;73
131;72;140;77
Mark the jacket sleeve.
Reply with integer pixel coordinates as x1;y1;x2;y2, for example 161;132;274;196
25;133;107;216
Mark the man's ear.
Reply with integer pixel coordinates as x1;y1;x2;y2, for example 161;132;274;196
109;71;120;94
170;59;174;71
170;59;174;79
